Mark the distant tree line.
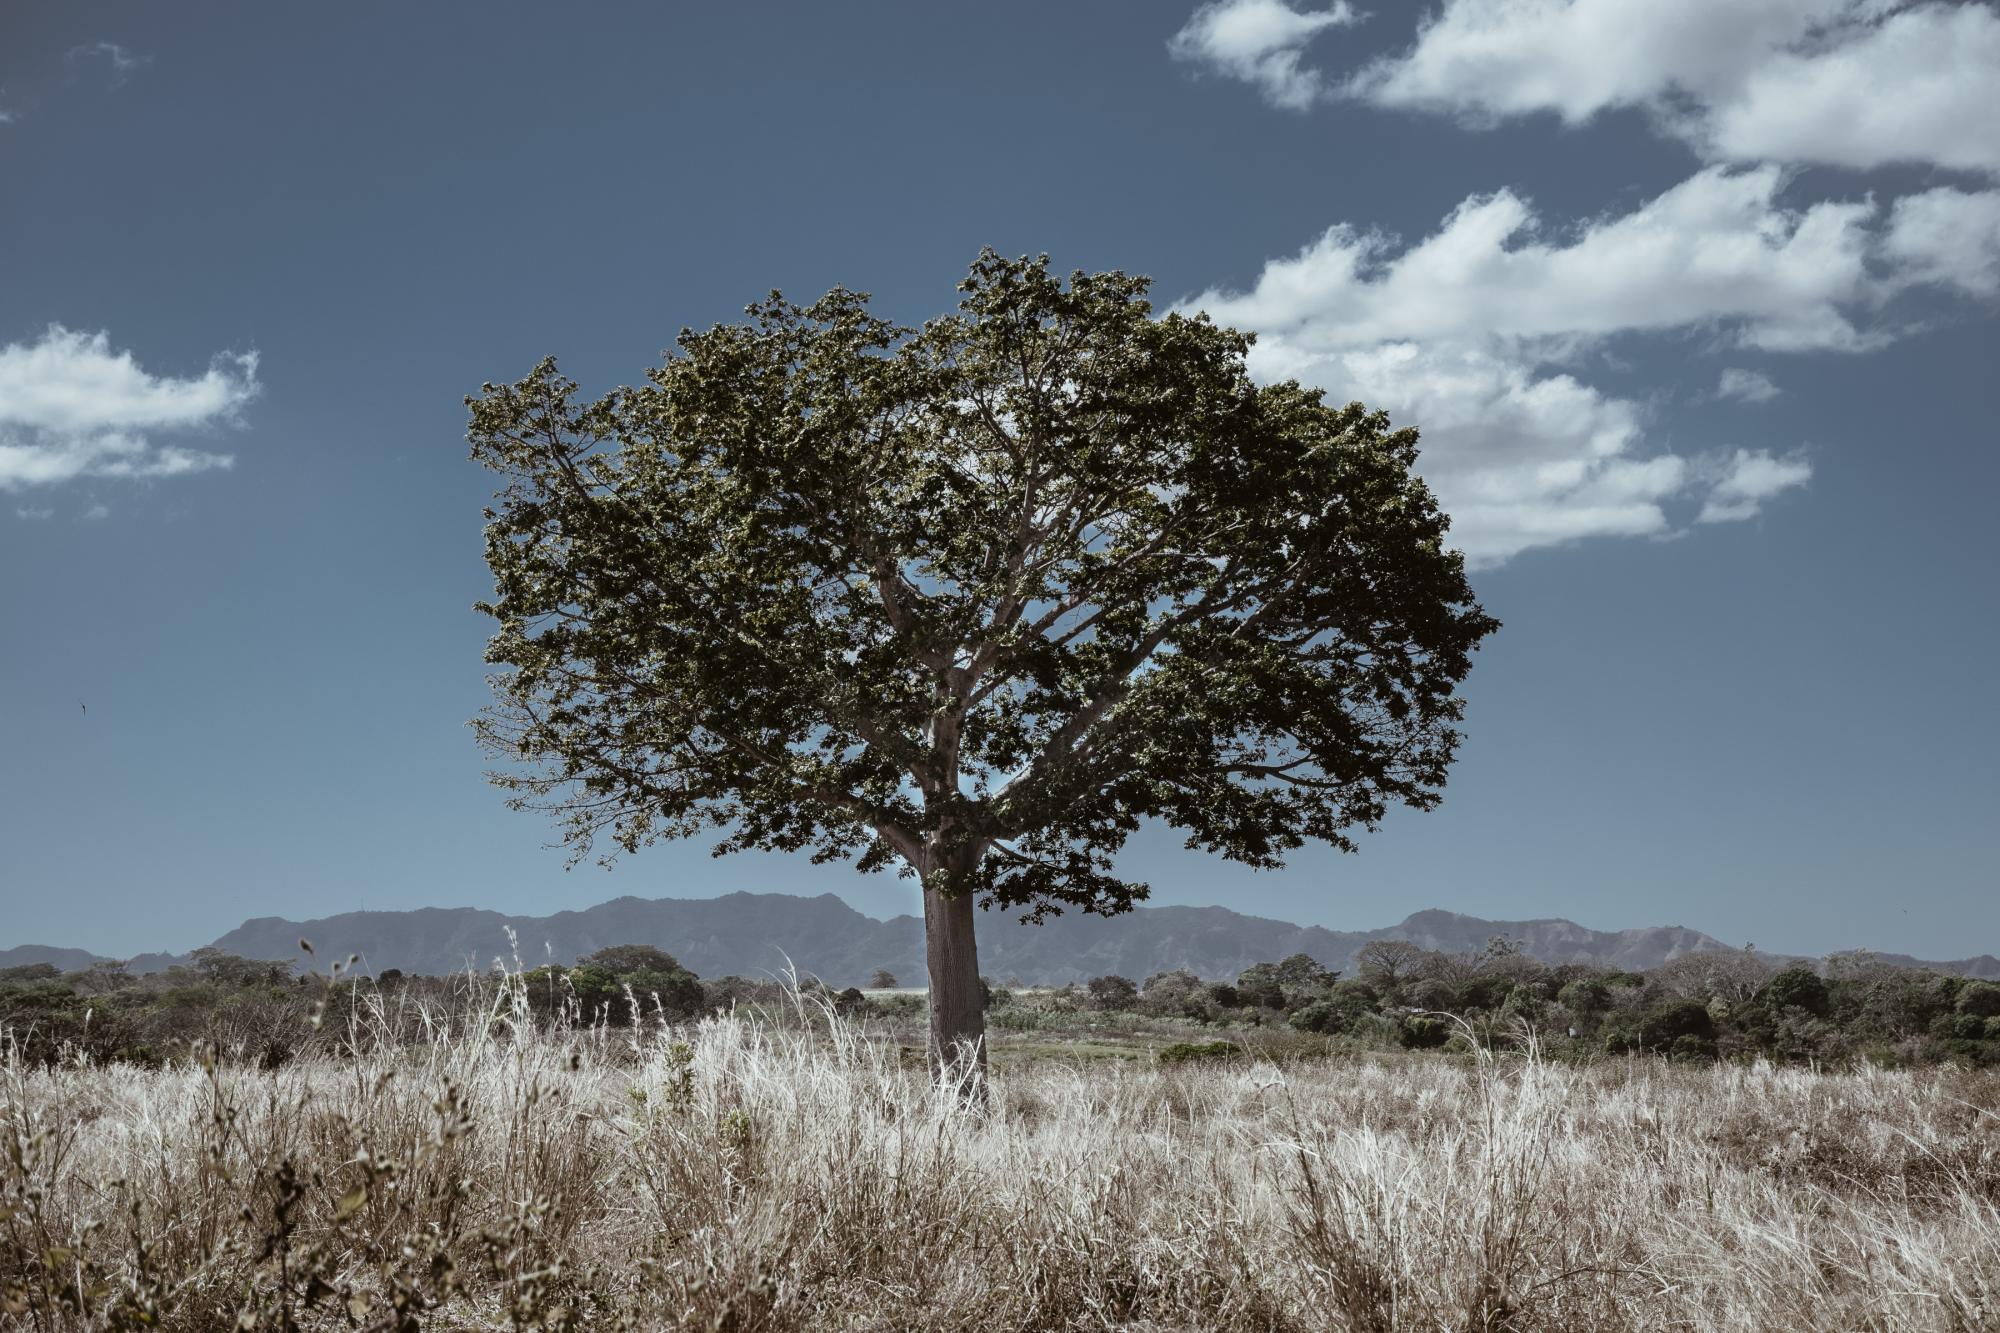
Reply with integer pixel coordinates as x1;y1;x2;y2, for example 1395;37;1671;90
3;938;1995;1070
1063;938;2000;1066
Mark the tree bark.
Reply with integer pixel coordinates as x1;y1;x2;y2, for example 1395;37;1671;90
922;876;987;1086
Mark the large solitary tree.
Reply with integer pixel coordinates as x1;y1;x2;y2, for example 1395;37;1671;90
468;252;1496;1075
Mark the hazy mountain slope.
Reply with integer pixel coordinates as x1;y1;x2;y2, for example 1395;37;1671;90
1376;909;1730;972
173;893;1744;985
0;944;103;973
13;894;1993;984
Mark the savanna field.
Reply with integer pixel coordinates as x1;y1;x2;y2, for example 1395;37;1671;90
4;976;1998;1333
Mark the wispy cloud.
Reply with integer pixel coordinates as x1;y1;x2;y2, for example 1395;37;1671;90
14;506;53;520
67;42;149;88
81;503;111;521
0;326;259;491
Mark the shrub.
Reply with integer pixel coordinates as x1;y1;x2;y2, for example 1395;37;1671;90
1287;1002;1345;1035
1404;978;1457;1012
1286;980;1382;1035
1764;965;1830;1016
1558;978;1611;1015
1401;1015;1450;1049
1085;975;1139;1010
535;946;705;1025
1234;964;1287;1010
1955;981;2000;1018
1639;999;1716;1051
1156;1040;1240;1064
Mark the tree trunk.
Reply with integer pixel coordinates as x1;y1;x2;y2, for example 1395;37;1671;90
922;877;987;1086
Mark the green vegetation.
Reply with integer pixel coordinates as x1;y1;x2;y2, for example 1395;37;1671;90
7;937;1996;1073
467;251;1497;1070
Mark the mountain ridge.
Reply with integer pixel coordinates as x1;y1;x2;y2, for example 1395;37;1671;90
6;893;1996;985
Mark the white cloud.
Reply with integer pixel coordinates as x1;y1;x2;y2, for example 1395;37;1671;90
81;503;111;521
0;326;258;490
1176;1;2000;176
15;506;52;520
1195;166;1905;354
1716;368;1781;403
1881;187;2000;297
1696;449;1814;523
1172;162;2000;561
1168;0;1359;110
1166;0;2000;565
1347;0;1841;123
1345;0;2000;176
1703;4;2000;175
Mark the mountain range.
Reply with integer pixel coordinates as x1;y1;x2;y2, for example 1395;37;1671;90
5;893;1996;985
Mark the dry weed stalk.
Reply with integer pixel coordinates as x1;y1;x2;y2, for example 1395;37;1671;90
1;981;1995;1331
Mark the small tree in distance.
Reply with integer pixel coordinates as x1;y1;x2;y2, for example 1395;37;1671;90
868;968;898;990
469;251;1496;1079
1355;939;1426;995
1087;974;1139;1010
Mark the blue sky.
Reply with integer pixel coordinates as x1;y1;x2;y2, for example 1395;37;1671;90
2;1;1996;960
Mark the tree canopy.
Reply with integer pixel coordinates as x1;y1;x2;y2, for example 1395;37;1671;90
468;251;1497;930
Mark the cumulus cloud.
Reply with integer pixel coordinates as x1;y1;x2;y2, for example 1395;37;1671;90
1881;187;2000;297
1194;166;1908;354
1167;1;2000;564
1173;1;2000;176
0;326;258;490
81;503;111;521
1348;0;2000;176
1179;164;2000;562
1168;0;1359;109
1715;368;1781;403
15;506;52;520
1701;4;2000;175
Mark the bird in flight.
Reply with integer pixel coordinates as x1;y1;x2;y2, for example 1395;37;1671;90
80;701;86;715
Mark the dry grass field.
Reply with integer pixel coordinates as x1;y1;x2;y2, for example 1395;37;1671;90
3;987;1997;1332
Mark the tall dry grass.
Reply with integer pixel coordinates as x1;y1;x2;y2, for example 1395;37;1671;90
2;986;1996;1331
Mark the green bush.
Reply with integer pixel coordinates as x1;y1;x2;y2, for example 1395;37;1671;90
1401;1015;1450;1049
1639;999;1716;1050
1233;964;1287;1010
527;945;704;1025
1557;978;1611;1015
1764;966;1830;1016
1086;975;1138;1010
1955;981;2000;1018
1157;1040;1240;1064
1669;1033;1717;1063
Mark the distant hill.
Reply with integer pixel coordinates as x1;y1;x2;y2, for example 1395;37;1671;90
0;944;104;973
11;893;1991;986
185;895;1749;986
